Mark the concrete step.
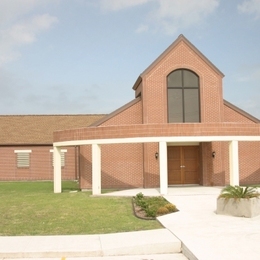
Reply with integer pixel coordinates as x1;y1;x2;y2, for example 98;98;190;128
2;253;188;260
0;229;182;259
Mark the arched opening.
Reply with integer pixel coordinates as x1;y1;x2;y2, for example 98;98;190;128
167;69;200;123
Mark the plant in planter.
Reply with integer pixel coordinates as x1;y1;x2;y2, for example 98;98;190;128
216;185;260;218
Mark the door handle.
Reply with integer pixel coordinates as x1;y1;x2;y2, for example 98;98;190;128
180;165;186;168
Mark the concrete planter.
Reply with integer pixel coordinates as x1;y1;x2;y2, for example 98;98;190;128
217;197;260;218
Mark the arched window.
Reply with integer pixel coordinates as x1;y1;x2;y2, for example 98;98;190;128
167;69;200;123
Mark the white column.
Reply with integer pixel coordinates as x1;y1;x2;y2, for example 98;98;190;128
159;141;168;195
229;140;239;186
53;146;62;193
92;144;101;195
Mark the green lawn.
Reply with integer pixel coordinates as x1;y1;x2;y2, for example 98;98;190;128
0;181;162;236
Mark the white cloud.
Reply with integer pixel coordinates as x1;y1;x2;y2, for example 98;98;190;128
0;0;58;25
6;14;58;45
0;0;59;66
0;14;58;66
150;0;219;35
237;66;260;82
100;0;151;11
98;0;219;35
238;0;260;19
0;0;38;26
135;24;149;33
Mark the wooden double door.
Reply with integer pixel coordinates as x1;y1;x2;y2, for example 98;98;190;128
168;146;200;185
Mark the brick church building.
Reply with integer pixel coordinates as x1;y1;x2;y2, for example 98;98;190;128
53;35;260;194
1;35;259;194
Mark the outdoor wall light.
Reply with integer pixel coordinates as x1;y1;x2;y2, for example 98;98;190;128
212;151;216;158
155;152;159;159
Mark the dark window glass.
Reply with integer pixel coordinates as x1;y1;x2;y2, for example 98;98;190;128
183;70;199;88
168;89;183;122
184;89;199;122
167;69;200;123
168;70;182;87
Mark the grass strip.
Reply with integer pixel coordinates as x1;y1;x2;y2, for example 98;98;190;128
0;181;162;236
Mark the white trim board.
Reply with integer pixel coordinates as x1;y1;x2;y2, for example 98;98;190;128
54;136;260;147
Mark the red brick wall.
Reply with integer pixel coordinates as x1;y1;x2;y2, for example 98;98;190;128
239;142;260;185
143;143;159;187
79;145;92;188
202;141;260;186
101;99;143;126
0;146;76;181
201;105;259;186
141;41;224;124
79;98;144;189
55;123;260;142
200;104;260;186
202;142;227;186
224;105;256;123
201;143;210;185
101;143;144;188
79;144;144;189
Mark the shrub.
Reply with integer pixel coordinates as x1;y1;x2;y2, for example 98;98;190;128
133;193;177;218
157;206;169;216
146;207;158;218
135;192;144;200
164;203;176;212
137;199;148;209
218;185;260;200
134;192;147;209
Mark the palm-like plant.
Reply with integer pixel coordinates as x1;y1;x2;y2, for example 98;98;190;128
218;185;260;200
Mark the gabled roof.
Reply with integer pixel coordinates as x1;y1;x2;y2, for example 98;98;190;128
133;34;224;90
224;100;260;123
0;114;105;145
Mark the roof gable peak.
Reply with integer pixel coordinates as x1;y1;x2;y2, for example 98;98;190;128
143;34;224;77
133;34;224;90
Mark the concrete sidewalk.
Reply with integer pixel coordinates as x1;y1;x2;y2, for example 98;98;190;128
2;186;260;259
160;186;260;260
1;255;187;260
103;186;260;260
0;229;185;259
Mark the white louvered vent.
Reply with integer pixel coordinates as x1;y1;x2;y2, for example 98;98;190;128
14;150;32;168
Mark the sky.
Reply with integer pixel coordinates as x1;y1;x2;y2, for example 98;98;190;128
0;0;260;118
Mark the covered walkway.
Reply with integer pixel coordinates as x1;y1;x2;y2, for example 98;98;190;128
53;135;260;194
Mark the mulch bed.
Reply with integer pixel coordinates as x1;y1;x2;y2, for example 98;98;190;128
132;199;156;220
132;198;179;220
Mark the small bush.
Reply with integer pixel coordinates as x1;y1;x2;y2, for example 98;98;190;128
135;192;144;200
146;207;158;218
157;206;169;216
134;192;147;209
137;199;148;209
133;193;177;218
164;203;176;212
